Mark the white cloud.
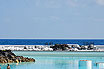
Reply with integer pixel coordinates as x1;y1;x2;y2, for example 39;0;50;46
44;0;61;8
35;0;41;7
66;0;78;7
3;18;11;23
88;17;104;22
93;18;104;22
34;0;61;8
34;0;79;8
96;0;104;5
50;16;60;20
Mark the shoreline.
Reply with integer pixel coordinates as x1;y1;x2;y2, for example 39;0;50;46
13;50;104;52
0;44;104;51
0;50;35;63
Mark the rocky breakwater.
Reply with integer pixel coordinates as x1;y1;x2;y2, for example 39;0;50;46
0;50;35;63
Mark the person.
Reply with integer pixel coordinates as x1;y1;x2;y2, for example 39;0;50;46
0;66;1;69
7;64;10;69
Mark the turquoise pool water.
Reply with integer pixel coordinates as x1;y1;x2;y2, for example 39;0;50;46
1;51;104;69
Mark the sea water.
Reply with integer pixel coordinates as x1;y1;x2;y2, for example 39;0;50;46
1;51;104;69
0;39;104;45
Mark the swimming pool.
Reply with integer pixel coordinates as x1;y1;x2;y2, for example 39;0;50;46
0;51;104;69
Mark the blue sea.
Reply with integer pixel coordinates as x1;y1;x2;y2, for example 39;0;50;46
1;51;104;69
0;39;104;45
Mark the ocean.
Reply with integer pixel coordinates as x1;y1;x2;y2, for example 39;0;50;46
0;39;104;45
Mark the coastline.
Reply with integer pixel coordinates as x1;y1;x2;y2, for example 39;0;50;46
0;50;35;63
13;50;104;52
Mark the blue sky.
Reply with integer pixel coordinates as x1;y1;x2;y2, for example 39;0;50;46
0;0;104;38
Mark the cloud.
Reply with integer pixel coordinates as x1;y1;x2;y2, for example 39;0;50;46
35;0;41;7
32;16;60;22
66;0;78;7
34;0;79;8
3;18;11;23
96;0;104;5
93;18;104;22
88;17;104;22
50;16;60;20
34;0;61;8
44;0;61;8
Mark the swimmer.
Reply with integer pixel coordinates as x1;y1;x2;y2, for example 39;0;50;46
7;64;10;69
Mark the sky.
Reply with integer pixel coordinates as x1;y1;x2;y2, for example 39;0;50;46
0;0;104;38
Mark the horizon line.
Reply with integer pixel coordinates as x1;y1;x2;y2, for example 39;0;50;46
0;38;104;39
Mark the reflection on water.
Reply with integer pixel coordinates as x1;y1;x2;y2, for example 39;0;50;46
97;63;104;69
79;60;92;69
1;51;104;69
0;57;101;69
0;62;35;69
